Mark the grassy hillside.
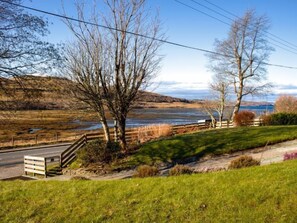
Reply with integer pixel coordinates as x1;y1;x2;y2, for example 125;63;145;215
0;75;75;110
1;160;297;222
1;75;192;110
120;126;297;168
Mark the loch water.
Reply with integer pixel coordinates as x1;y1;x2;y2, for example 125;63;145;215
77;105;274;130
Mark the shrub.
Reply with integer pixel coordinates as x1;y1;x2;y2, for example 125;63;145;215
284;152;297;161
169;165;193;176
134;165;159;178
275;95;297;113
233;110;255;126
77;140;120;166
228;155;260;169
136;124;172;143
268;113;297;125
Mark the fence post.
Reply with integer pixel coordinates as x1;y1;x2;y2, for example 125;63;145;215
12;136;14;147
44;158;47;178
55;132;58;142
35;135;38;144
84;134;87;143
227;120;230;128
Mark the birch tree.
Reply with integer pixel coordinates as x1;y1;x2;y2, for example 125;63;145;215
203;73;230;128
208;10;273;120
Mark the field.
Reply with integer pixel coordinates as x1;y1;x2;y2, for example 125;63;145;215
1;159;297;222
0;110;100;148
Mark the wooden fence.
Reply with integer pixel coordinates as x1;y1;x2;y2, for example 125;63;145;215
60;119;261;168
60;123;206;167
60;129;140;167
1;132;80;148
210;118;262;128
5;118;262;148
24;155;60;178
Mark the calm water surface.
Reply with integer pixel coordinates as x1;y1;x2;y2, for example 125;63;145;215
77;105;274;130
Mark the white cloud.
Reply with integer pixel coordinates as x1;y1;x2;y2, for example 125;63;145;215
148;81;209;99
274;84;297;94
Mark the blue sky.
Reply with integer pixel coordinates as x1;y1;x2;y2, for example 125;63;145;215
23;0;297;101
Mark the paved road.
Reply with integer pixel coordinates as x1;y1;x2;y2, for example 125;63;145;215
0;144;69;179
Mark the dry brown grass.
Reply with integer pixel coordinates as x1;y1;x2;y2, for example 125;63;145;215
136;124;172;143
0;109;202;148
0;134;81;148
0;110;99;148
133;165;159;178
0;110;174;148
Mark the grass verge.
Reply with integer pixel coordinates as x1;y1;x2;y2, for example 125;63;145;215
120;126;297;167
1;160;297;222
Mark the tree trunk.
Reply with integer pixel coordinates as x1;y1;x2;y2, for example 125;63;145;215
232;79;244;120
219;113;223;128
118;117;127;151
114;119;118;142
219;98;225;128
101;119;111;142
232;95;242;120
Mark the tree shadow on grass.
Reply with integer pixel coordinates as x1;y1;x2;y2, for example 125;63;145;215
125;126;297;167
130;133;227;166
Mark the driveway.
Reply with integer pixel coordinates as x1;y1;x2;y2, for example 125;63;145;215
187;139;297;172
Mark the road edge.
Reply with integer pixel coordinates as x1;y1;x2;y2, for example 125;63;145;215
0;143;72;154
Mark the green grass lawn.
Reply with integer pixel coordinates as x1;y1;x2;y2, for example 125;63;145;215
2;160;297;222
121;126;297;167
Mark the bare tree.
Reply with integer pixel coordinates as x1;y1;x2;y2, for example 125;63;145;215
202;73;230;128
208;10;273;120
0;0;60;110
201;100;218;128
63;0;164;150
64;40;111;142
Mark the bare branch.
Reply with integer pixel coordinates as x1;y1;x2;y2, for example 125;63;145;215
207;10;273;120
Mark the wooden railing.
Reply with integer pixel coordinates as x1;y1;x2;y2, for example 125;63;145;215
24;155;60;178
60;134;87;168
60;118;262;168
60;129;140;167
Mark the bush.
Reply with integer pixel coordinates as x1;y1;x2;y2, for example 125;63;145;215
228;155;260;169
267;113;297;125
169;165;193;176
77;140;120;166
233;110;255;126
275;95;297;113
134;165;159;178
284;152;297;161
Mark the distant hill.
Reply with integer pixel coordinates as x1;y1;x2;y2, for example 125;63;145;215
0;75;193;110
241;101;274;106
137;91;190;103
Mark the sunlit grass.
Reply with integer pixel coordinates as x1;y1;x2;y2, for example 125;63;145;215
122;126;297;167
1;160;297;222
